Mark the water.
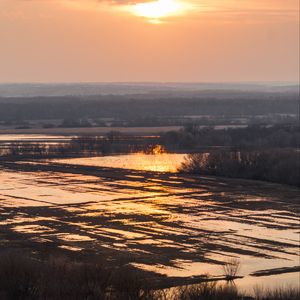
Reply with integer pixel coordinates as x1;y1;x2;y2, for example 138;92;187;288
0;154;299;292
52;153;186;172
0;134;72;142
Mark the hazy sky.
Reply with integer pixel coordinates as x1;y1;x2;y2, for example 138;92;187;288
0;0;299;82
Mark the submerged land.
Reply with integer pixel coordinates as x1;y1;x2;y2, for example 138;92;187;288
0;83;299;299
0;158;299;297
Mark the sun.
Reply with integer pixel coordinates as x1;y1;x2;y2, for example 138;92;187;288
130;0;189;20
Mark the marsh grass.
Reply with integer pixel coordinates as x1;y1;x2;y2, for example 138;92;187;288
0;252;298;300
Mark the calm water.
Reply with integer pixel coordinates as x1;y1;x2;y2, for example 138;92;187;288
53;153;186;172
0;134;72;142
0;154;299;293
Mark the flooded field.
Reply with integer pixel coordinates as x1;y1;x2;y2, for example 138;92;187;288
0;155;299;293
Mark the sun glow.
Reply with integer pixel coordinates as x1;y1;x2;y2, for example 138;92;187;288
130;0;189;20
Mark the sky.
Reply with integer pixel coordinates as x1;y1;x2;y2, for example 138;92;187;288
0;0;299;83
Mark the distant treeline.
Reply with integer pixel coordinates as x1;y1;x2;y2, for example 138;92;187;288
2;114;298;130
0;134;160;160
0;91;299;121
180;149;300;187
161;124;300;151
1;125;299;160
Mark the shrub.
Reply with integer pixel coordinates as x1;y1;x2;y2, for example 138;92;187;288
180;149;300;187
222;258;241;281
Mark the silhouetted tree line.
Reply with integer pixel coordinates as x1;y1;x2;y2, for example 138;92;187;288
123;114;298;128
167;125;300;186
180;149;300;187
160;125;300;151
1;125;299;160
0;134;160;160
0;91;298;121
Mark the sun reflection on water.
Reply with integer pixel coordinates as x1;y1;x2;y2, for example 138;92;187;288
52;151;186;173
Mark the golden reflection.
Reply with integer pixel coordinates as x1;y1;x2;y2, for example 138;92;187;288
132;153;184;172
52;152;186;173
150;144;166;154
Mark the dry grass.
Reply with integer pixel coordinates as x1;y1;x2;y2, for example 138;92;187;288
0;252;298;300
253;285;300;300
172;281;240;300
0;251;150;300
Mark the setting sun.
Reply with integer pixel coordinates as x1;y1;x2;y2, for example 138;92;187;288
130;0;189;20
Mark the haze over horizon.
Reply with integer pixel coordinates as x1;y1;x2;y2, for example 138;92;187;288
0;0;299;83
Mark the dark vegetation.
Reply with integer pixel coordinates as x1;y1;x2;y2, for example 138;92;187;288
0;134;161;160
161;124;299;151
1;114;298;129
0;251;155;300
166;125;300;187
175;284;300;300
180;149;300;187
222;259;241;281
0;91;298;122
1;125;299;160
0;252;299;300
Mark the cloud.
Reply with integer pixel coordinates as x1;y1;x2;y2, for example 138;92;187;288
15;0;300;19
20;0;152;3
18;0;173;2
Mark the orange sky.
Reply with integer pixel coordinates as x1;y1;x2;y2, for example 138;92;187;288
0;0;299;82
